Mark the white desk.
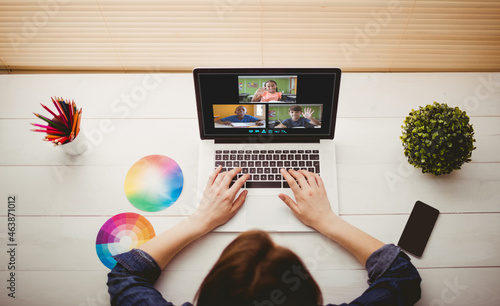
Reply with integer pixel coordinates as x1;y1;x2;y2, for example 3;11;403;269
0;73;499;305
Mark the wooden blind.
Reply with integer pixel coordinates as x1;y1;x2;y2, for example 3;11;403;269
1;0;499;73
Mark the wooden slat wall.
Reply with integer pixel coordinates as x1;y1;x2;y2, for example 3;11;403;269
0;0;499;73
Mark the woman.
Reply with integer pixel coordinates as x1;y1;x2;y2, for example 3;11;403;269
107;167;421;305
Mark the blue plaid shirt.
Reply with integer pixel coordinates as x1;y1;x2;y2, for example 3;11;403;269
107;244;421;305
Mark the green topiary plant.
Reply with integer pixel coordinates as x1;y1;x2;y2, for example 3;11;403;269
400;102;476;175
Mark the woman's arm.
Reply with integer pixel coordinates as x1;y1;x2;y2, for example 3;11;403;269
278;169;383;266
138;167;249;269
279;169;421;305
108;167;249;305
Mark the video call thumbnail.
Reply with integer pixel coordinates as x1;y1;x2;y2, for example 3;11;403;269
214;104;266;128
238;75;297;103
268;104;322;128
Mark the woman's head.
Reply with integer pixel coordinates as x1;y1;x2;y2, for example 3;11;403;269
195;230;322;306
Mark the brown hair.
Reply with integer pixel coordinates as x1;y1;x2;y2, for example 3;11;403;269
195;230;322;306
289;105;302;112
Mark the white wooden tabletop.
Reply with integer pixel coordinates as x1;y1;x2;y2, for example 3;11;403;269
0;72;499;305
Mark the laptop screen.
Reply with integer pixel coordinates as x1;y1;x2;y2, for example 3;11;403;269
194;68;341;142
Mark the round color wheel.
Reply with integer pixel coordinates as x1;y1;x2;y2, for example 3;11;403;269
124;155;184;212
95;212;156;269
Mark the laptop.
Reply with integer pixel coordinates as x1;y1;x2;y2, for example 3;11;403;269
193;68;341;232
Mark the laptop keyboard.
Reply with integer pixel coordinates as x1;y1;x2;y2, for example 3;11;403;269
214;149;320;188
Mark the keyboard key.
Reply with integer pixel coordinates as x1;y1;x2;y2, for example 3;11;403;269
215;155;222;160
310;154;319;160
215;161;225;167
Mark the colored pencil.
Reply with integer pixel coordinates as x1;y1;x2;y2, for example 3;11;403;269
32;97;83;146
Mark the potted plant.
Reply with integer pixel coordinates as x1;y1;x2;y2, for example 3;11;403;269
400;102;476;175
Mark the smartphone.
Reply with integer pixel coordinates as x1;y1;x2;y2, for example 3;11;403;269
398;201;440;257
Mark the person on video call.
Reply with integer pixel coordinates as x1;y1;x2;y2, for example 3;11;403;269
215;105;265;127
252;80;283;102
107;167;421;306
275;105;320;128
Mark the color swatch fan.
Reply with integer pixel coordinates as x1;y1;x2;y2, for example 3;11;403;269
96;213;156;269
124;155;184;212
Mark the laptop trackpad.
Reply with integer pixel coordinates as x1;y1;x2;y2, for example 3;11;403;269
246;195;290;225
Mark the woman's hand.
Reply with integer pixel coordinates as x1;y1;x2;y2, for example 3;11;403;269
279;169;338;232
191;166;250;232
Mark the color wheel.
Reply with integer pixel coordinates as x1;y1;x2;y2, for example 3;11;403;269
96;212;156;269
124;155;184;212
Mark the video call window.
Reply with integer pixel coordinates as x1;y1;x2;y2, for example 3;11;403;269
268;104;323;129
238;75;297;103
213;104;265;128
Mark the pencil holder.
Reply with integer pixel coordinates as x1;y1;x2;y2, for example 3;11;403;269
31;97;85;155
58;130;88;155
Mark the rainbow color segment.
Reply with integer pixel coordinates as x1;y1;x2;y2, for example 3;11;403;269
124;155;184;212
96;212;156;269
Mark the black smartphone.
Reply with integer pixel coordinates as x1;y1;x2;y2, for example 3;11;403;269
398;201;440;257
